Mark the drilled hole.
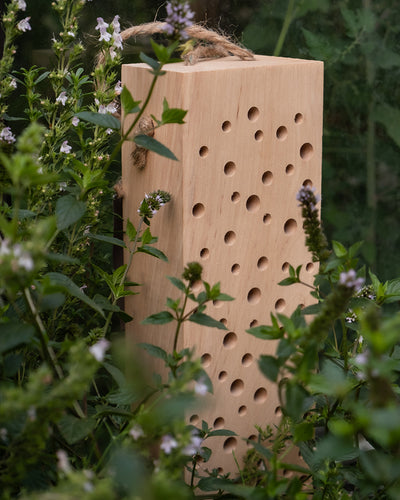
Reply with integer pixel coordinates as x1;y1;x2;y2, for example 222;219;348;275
230;379;244;396
249;319;258;328
214;417;225;429
276;126;288;140
303;179;313;187
218;370;228;382
220;318;228;327
248;106;259;121
223;437;237;453
275;298;286;312
222;120;231;132
201;353;212;367
262;171;273;185
224;231;236;245
224;161;236;176
238;405;247;416
284;219;297;234
242;353;253;367
217;467;224;474
257;256;268;270
306;262;315;272
254;387;268;403
285;164;294;175
246;195;260;213
275;406;282;417
200;248;209;260
300;142;313;160
247;288;261;305
295;113;304;124
199;146;209;157
231;191;240;203
263;213;272;225
191;279;202;292
192;203;205;218
213;300;223;308
282;262;290;272
254;130;264;141
248;434;257;442
190;414;199;424
231;263;240;275
223;332;238;349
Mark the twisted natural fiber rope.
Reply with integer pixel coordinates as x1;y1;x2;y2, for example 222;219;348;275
96;21;254;66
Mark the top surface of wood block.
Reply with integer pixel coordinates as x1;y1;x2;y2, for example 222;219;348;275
123;54;323;74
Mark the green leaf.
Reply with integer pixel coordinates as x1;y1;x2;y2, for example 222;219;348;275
137;245;168;261
215;292;234;302
56;195;86;230
189;312;228;330
141;311;174;325
150;39;180;64
207;429;237;437
0;322;35;354
58;415;96;444
139;52;161;71
126;219;137;241
167;276;187;292
76;111;120;130
278;277;298;286
332;240;347;257
45;272;104;317
120;86;141;114
87;233;126;248
285;382;311;421
293;422;314;443
161;98;187;124
258;355;280;382
134;134;178;161
141;227;153;244
138;342;168;362
103;362;127;387
246;324;283;340
250;441;273;460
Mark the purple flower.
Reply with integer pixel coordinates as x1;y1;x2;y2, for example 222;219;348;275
60;140;72;154
72;116;79;126
296;185;320;212
17;17;31;32
339;269;364;292
164;1;195;40
56;91;68;106
17;0;27;11
95;17;112;42
0;127;16;144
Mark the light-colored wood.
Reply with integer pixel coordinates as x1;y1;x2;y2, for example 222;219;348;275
122;55;323;474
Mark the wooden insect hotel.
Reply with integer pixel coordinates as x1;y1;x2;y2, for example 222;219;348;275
122;54;323;474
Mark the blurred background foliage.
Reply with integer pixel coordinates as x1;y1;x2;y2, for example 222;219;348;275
4;0;400;280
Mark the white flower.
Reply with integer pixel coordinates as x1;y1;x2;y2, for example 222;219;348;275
111;15;120;33
56;91;68;106
194;379;208;396
60;140;72;154
339;269;364;292
109;47;117;60
18;253;34;271
17;17;31;32
183;432;203;456
0;239;11;256
27;406;36;421
0;127;16;144
114;80;123;95
17;0;27;10
105;128;113;135
67;31;75;38
160;434;178;454
95;17;112;42
106;102;118;114
129;424;144;440
89;338;110;362
10;78;17;89
112;32;123;50
72;116;80;126
56;449;71;474
0;428;8;442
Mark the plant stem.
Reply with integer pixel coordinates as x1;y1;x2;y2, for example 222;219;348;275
273;0;297;57
173;286;190;353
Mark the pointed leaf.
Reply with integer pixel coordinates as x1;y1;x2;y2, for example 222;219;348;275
189;312;227;330
87;233;126;248
141;311;174;325
258;355;280;382
58;415;96;444
120;86;141;114
56;195;86;230
137;245;168;261
167;276;187;292
138;342;168;362
134;134;178;161
332;240;347;257
0;322;35;354
77;111;120;130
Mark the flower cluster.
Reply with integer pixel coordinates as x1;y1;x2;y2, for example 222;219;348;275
296;185;320;212
159;430;203;456
339;269;365;292
164;0;195;40
0;127;16;144
137;190;171;222
17;16;31;32
95;15;123;59
0;239;34;272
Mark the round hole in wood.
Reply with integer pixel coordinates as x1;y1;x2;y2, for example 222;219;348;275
285;164;294;175
230;379;244;396
249;319;258;328
231;191;240;203
254;387;268;403
200;248;209;260
282;262;290;272
213;299;223;308
306;262;315;272
263;213;272;225
224;231;236;245
213;417;225;429
248;434;257;442
201;353;212;367
254;130;264;141
247;106;259;121
276;126;288;140
247;288;261;304
238;405;247;416
217;467;224;474
275;298;286;312
223;332;238;349
223;437;237;453
199;145;209;157
262;171;273;185
191;279;202;292
231;263;240;275
246;195;260;213
218;370;228;382
220;318;228;326
295;113;304;124
257;256;268;270
242;353;253;367
224;161;236;176
303;179;313;187
284;218;297;234
190;414;199;424
300;142;314;160
222;120;231;132
275;406;282;417
192;203;205;218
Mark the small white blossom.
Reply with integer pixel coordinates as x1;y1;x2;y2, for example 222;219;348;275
67;31;75;38
114;80;123;95
10;78;17;89
194;379;208;396
17;0;27;11
106;102;118;114
0;127;16;144
354;352;369;366
0;428;8;442
339;269;365;292
0;239;11;256
129;424;144;440
112;32;123;50
18;253;34;271
27;406;37;421
72;116;80;126
160;434;178;454
111;15;121;33
56;449;71;474
109;47;117;60
183;432;203;456
105;128;113;135
17;17;31;32
95;17;112;42
89;338;110;362
60;140;72;154
56;91;68;106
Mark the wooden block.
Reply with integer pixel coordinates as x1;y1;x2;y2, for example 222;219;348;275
122;55;323;474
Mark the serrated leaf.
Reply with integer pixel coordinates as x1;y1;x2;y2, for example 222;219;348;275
76;111;120;130
189;312;227;330
106;387;138;405
56;195;86;230
134;134;178;161
0;322;35;354
137;245;168;261
138;342;168;361
58;415;96;444
87;233;126;248
141;311;174;325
